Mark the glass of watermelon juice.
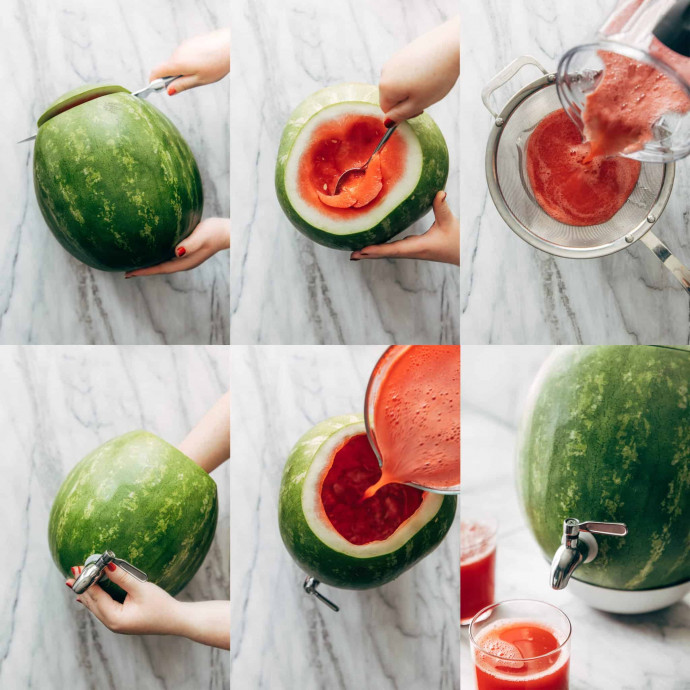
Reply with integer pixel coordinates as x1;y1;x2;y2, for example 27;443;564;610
470;600;571;690
460;517;497;625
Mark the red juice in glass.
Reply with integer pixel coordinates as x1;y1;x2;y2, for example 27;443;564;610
470;600;571;690
460;519;497;625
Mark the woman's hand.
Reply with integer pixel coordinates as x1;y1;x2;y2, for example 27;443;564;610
67;564;230;650
150;28;231;95
125;217;230;277
379;16;460;124
350;191;459;265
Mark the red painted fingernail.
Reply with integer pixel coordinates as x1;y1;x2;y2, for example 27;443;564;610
76;598;82;603
350;257;359;262
442;192;447;202
70;567;77;576
66;582;72;589
107;562;116;572
177;246;186;257
383;118;395;128
168;87;177;96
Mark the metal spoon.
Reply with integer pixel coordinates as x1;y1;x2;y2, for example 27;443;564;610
333;124;398;195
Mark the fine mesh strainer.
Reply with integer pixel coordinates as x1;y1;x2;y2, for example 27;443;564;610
482;55;690;293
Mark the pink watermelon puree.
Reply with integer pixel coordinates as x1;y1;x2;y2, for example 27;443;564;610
583;49;690;159
363;345;460;498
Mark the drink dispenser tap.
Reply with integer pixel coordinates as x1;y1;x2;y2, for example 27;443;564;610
550;519;628;590
71;550;148;595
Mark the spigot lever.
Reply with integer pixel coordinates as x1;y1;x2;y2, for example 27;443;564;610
303;577;340;612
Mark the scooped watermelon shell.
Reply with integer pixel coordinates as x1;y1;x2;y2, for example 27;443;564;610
275;83;449;250
33;84;203;271
278;415;456;589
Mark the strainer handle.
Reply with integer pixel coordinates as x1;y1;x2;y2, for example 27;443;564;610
481;56;549;120
640;231;690;294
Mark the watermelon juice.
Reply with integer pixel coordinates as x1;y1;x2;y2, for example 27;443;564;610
363;345;460;497
461;519;497;625
470;601;571;690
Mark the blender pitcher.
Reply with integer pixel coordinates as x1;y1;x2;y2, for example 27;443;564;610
557;0;690;162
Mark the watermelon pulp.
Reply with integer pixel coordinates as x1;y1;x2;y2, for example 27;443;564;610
526;108;640;226
321;433;424;545
303;114;404;212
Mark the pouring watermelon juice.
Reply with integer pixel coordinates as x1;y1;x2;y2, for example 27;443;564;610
363;345;460;497
470;601;571;690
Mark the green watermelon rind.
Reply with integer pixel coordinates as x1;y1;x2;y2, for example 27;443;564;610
48;430;218;602
275;83;450;250
34;90;203;272
517;345;690;591
278;415;457;589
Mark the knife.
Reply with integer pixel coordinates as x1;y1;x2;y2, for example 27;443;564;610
18;75;182;144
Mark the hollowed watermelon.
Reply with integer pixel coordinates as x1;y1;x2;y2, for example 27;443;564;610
33;84;203;272
278;415;456;589
48;431;218;602
517;346;690;591
275;83;449;250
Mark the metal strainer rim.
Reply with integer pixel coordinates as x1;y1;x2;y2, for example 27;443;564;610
484;71;676;259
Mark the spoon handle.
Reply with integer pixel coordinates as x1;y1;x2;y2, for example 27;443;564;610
367;124;398;165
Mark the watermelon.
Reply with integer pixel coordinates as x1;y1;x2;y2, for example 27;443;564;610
33;84;203;271
48;431;218;602
275;83;449;250
517;346;690;591
278;415;456;589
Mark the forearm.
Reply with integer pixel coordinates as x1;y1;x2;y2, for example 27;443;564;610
175;600;231;650
179;391;230;472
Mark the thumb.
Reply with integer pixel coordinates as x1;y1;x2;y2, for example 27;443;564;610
149;60;184;82
431;190;453;225
105;562;147;596
174;228;204;257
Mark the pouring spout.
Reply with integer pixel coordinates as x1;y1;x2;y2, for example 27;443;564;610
550;543;585;589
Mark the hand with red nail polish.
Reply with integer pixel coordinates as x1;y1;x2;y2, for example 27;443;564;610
65;562;229;650
378;16;459;124
350;190;459;265
125;218;230;278
149;28;230;95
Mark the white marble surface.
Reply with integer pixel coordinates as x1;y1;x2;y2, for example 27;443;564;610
231;346;460;689
460;0;690;345
461;346;690;689
0;346;230;689
231;0;460;345
1;0;229;344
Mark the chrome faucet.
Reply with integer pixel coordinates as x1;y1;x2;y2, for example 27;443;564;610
550;518;627;590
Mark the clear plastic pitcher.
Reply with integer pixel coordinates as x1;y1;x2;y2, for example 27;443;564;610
557;0;690;162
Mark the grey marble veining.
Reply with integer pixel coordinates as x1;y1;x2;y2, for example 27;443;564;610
461;0;690;345
230;0;460;345
231;346;460;689
461;346;690;689
1;0;229;344
0;346;230;689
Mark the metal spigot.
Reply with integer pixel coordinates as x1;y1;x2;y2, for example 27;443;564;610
72;550;148;595
303;577;340;612
550;518;627;590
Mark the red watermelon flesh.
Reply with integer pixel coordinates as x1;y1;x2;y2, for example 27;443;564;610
300;115;406;218
320;433;424;545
